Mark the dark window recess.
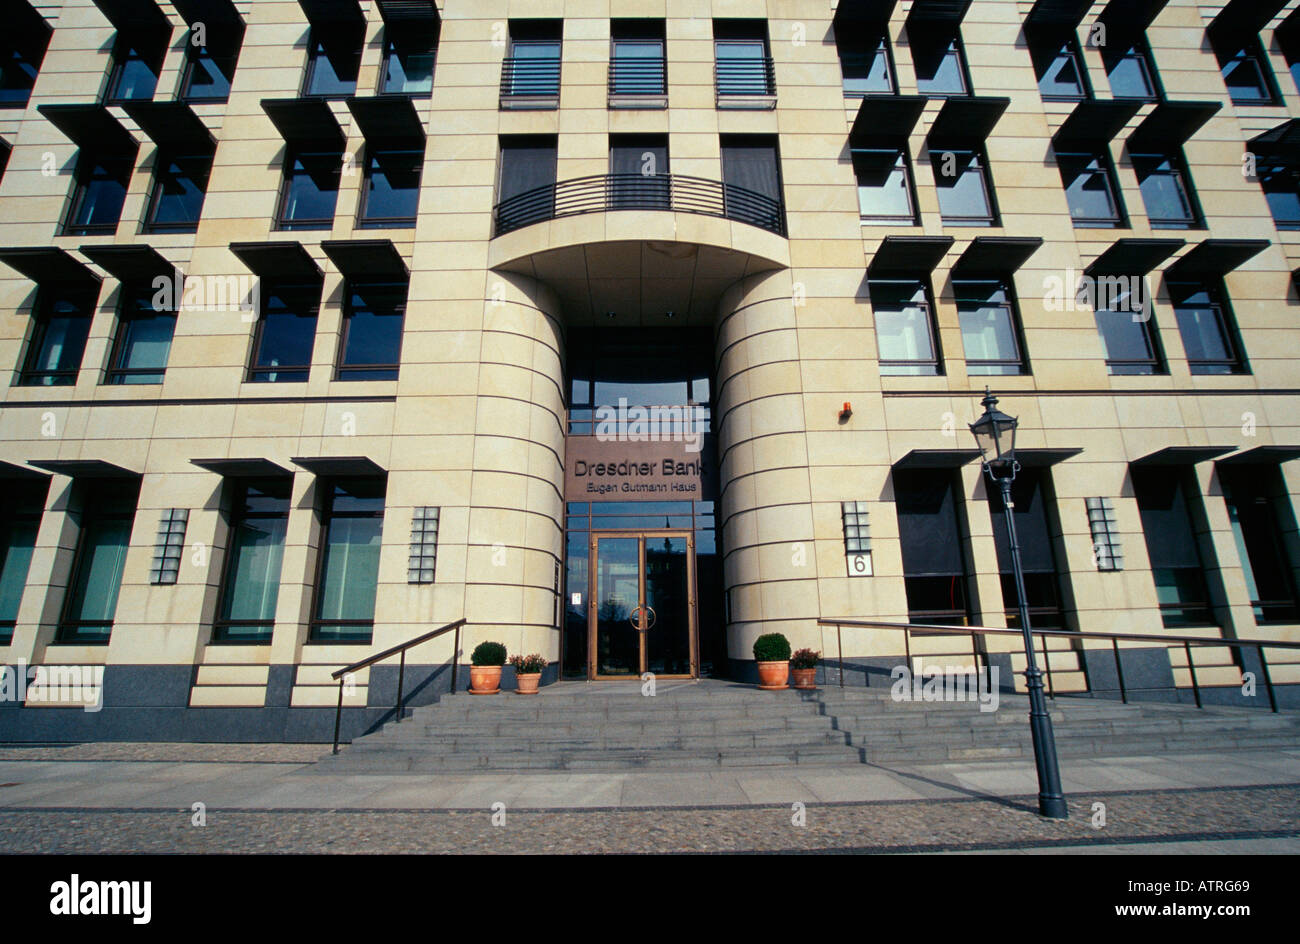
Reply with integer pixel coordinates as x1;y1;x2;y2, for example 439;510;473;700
837;23;893;96
1283;27;1300;96
719;135;784;233
1256;153;1300;230
1057;149;1125;227
20;288;98;387
895;469;973;625
988;466;1068;631
853;148;917;223
56;479;140;644
954;279;1027;375
105;39;163;104
610;20;665;96
0;8;52;109
1093;285;1163;375
0;478;48;645
338;280;406;381
713;20;773;96
1221;465;1300;624
1133;468;1217;627
503;20;563;98
1132;151;1201;228
181;37;241;103
1100;36;1161;101
930;147;997;225
107;285;176;385
214;478;291;643
66;153;134;236
609;135;669;209
310;477;386;643
248;282;320;383
870;279;941;376
277;149;341;230
304;30;361;98
146;152;213;233
382;21;437;96
1168;279;1246;375
0;139;9;184
1213;35;1280;105
495;135;557;231
1028;28;1090;101
912;27;969;97
359;147;422;227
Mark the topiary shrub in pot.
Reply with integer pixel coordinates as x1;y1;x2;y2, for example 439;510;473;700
752;632;791;690
790;648;820;690
508;653;548;694
470;641;507;694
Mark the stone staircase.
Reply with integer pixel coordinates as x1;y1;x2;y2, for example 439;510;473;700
311;680;1300;773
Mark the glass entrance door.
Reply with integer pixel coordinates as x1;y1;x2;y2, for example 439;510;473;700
589;531;696;679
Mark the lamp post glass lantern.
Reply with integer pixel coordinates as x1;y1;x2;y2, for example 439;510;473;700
970;387;1069;820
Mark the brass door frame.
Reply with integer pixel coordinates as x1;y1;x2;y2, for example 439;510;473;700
588;530;698;680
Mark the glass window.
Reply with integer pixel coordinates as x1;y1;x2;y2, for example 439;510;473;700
1031;31;1089;100
1093;285;1162;375
181;43;237;102
913;30;968;96
1132;152;1198;228
338;281;405;381
0;27;50;108
277;150;340;230
988;467;1067;630
1217;38;1278;104
1133;468;1216;627
1103;38;1159;100
146;152;212;233
0;480;47;645
1284;33;1300;96
66;154;133;236
853;148;915;223
304;33;360;98
715;39;771;95
105;41;160;103
1222;465;1299;623
359;147;422;227
955;280;1025;375
837;26;892;96
107;287;175;385
870;280;940;375
895;469;972;625
311;478;385;643
20;291;96;387
214;479;290;643
379;37;436;96
611;37;665;95
1057;150;1123;226
1257;155;1300;229
508;38;562;96
1168;280;1245;375
249;283;319;383
931;148;995;224
56;482;139;644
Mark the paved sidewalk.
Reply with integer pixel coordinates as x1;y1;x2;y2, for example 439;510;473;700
0;744;1296;852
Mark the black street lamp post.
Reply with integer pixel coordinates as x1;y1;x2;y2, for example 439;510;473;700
969;387;1069;820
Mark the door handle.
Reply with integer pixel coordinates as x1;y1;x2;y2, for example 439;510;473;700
643;605;657;629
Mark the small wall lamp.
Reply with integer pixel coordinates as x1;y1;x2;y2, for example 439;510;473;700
839;402;852;420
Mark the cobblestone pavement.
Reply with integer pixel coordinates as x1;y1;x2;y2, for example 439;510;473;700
0;743;329;764
1;784;1296;854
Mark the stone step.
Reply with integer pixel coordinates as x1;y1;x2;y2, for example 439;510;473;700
383;716;836;737
319;745;866;772
355;730;852;752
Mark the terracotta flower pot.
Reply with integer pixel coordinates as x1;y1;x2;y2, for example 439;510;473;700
756;660;790;690
515;672;541;694
469;665;502;695
792;667;817;690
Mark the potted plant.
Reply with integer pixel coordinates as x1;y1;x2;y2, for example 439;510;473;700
753;633;791;690
508;653;548;694
791;648;820;690
469;641;507;694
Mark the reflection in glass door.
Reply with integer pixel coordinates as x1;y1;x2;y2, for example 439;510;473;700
590;531;696;679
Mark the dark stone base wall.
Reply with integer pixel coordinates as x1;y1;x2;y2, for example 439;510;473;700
0;662;562;744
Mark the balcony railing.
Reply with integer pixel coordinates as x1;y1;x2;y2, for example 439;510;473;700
500;56;561;101
608;58;667;96
492;173;787;237
714;57;776;97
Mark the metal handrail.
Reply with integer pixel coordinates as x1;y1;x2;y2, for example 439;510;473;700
714;56;776;96
492;172;786;236
817;617;1300;712
330;617;467;754
500;57;561;97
